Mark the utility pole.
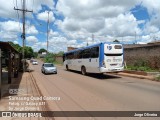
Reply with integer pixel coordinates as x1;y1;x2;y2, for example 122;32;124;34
135;31;137;44
14;0;33;72
47;11;50;53
92;34;94;44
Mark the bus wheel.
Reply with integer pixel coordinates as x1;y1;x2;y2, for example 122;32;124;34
81;66;86;75
66;65;69;71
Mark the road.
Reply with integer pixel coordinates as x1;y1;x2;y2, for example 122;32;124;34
30;60;160;120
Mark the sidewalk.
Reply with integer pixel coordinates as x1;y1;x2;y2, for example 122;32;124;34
115;72;155;81
0;71;48;120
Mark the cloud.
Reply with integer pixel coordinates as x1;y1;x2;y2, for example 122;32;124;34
26;25;38;35
56;0;142;41
26;36;38;43
49;29;61;37
0;31;18;41
31;41;47;52
0;0;55;19
0;20;38;42
13;40;18;44
0;20;21;32
100;13;142;36
0;21;20;41
57;0;139;19
37;11;55;22
54;0;160;49
141;0;160;35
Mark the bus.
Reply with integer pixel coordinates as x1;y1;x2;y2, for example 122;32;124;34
63;42;124;75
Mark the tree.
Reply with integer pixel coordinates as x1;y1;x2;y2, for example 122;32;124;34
38;48;47;53
9;42;22;52
9;42;34;58
113;39;120;43
24;46;34;58
33;52;38;58
44;53;55;63
57;51;64;56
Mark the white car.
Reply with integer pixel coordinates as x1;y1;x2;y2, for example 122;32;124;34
41;63;57;74
32;60;38;65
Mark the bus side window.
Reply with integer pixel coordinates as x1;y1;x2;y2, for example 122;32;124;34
79;50;83;58
66;53;69;60
83;48;90;58
63;54;65;61
91;46;99;58
74;51;78;59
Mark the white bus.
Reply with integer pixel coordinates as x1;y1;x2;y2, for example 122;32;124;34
63;42;124;75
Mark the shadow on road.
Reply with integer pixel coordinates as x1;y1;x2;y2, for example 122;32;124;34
88;73;121;79
2;72;23;98
65;70;121;80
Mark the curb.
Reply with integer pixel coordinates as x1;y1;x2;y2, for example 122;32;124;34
116;72;156;81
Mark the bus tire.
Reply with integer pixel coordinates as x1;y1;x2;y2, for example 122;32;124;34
66;65;69;71
81;66;86;75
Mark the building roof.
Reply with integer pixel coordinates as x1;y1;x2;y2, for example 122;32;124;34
123;42;160;49
0;41;19;53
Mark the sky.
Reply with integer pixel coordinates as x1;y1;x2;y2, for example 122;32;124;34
0;0;160;53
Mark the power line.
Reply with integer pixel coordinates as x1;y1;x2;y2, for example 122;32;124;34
15;0;22;32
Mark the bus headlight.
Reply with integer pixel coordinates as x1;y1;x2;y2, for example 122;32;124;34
106;59;111;62
102;61;106;68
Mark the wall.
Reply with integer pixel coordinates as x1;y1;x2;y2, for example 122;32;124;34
124;43;160;69
55;55;63;64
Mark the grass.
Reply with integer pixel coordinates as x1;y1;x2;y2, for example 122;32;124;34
155;75;160;81
125;65;158;72
53;61;63;65
125;59;160;72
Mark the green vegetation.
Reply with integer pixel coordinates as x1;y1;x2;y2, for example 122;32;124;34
9;42;36;58
113;39;120;43
155;75;160;81
38;48;47;53
33;52;38;58
126;66;155;72
56;51;64;56
9;41;22;52
44;53;55;63
42;51;64;65
24;46;34;58
126;59;158;72
53;60;63;65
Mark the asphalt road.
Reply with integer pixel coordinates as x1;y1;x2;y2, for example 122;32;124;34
30;60;160;120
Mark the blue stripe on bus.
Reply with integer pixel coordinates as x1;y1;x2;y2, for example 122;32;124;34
99;43;104;67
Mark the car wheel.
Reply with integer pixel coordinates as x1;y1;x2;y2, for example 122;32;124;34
66;65;69;71
81;66;86;75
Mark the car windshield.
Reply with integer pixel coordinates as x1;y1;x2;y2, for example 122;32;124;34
44;64;54;67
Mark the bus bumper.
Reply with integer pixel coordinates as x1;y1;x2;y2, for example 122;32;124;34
100;67;124;73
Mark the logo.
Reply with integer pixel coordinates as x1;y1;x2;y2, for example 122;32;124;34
2;112;11;117
107;46;112;50
9;89;25;95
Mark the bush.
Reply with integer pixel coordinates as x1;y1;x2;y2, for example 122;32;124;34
44;53;55;63
155;75;160;81
134;59;149;67
125;59;154;71
126;65;154;72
